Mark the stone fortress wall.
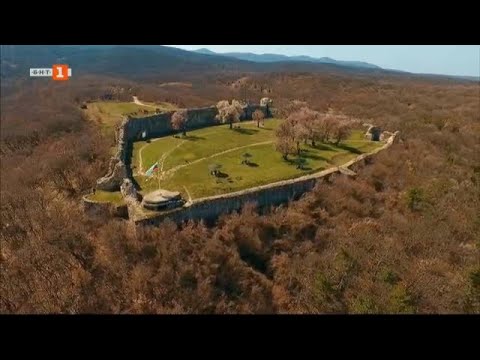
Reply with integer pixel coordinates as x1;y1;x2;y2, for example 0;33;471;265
88;97;399;226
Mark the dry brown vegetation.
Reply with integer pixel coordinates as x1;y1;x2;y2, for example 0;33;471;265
1;70;479;314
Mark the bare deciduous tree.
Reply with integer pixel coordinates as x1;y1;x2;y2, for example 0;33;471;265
283;100;309;117
286;107;316;154
171;109;189;136
252;109;265;128
331;116;355;146
216;100;244;129
316;113;335;143
276;136;296;161
275;120;296;160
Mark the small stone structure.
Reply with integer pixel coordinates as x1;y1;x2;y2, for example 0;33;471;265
260;97;272;107
260;97;273;117
141;189;185;211
380;130;395;141
120;178;139;201
118;178;145;220
97;158;128;191
364;124;382;141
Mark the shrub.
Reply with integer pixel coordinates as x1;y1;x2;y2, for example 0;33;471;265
389;283;416;314
406;187;425;211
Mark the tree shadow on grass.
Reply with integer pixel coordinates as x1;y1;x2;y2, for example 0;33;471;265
215;172;233;184
259;126;273;131
246;162;259;167
290;161;313;171
213;171;229;179
233;128;259;135
301;152;329;162
336;143;363;154
305;143;337;152
180;135;206;141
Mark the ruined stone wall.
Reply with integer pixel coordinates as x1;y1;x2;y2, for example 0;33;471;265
124;105;268;141
123;106;220;142
96;118;130;191
241;105;268;120
135;172;328;226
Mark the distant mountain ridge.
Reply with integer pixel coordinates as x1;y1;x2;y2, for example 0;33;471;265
194;48;381;69
0;45;390;81
1;45;476;83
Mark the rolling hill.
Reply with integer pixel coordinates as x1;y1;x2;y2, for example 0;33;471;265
0;45;255;80
0;45;395;82
193;48;381;69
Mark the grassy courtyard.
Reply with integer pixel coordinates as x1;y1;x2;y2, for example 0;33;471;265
85;190;125;205
132;119;383;200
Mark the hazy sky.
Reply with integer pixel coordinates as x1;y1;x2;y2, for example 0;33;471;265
168;45;480;77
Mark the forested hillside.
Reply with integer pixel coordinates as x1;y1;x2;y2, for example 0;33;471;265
1;46;479;313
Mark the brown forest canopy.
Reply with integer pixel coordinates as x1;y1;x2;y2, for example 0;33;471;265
1;53;479;313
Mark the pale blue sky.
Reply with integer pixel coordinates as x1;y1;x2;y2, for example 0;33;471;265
168;45;480;77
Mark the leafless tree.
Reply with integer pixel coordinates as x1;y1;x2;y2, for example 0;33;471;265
286;107;317;154
316;113;335;143
216;100;244;129
280;99;309;118
252;109;265;128
332;116;355;146
275;120;296;160
171;109;189;136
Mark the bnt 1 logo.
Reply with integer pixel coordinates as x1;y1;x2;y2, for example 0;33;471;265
30;64;72;81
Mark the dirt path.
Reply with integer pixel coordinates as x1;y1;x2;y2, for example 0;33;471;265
137;143;148;173
135;136;372;178
137;133;228;175
132;96;156;108
162;141;186;170
135;135;273;185
183;186;192;203
162;140;274;179
137;138;160;173
137;140;186;176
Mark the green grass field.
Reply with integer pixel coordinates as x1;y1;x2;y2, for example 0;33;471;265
85;190;125;205
132;119;279;174
132;119;383;200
